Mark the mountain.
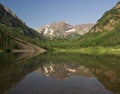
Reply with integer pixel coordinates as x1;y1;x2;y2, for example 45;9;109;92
91;2;120;33
85;2;120;46
4;7;25;25
0;3;46;52
36;21;94;39
49;2;120;49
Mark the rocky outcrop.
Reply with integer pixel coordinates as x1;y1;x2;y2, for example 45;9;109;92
4;7;25;24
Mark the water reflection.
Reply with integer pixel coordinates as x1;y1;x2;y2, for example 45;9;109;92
8;72;112;94
0;52;45;94
35;63;95;79
0;52;120;94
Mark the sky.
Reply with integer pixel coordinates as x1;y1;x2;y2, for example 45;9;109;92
0;0;118;29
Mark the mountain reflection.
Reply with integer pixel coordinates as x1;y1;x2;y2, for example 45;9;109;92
0;52;120;94
35;63;95;79
8;62;113;94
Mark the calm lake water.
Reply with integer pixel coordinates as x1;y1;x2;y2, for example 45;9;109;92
0;52;120;94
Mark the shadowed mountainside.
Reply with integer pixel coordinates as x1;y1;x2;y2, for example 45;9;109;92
0;3;46;52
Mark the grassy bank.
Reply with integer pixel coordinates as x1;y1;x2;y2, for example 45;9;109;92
54;46;120;55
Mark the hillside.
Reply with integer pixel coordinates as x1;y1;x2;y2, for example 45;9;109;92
91;2;120;33
0;3;46;52
77;2;120;47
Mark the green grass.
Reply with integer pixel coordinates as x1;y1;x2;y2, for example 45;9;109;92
54;46;120;55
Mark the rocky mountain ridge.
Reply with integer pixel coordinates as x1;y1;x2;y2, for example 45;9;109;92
36;21;94;38
4;7;25;24
90;2;120;33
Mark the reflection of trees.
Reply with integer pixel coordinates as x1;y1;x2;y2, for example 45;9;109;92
0;52;45;94
36;53;120;94
0;52;120;94
91;68;120;94
79;55;120;94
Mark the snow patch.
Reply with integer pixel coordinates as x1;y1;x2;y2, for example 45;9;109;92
44;27;49;34
65;29;76;32
46;25;49;27
50;29;54;35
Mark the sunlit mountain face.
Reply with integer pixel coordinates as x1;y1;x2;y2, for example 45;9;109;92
36;21;94;39
90;2;120;33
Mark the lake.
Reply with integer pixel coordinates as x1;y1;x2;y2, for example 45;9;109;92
0;52;120;94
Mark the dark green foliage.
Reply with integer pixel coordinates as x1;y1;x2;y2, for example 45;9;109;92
0;29;16;49
0;3;47;50
0;23;47;50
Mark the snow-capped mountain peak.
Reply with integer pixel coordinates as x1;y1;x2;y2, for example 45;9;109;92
36;21;94;39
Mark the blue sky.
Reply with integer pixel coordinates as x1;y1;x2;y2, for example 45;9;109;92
0;0;118;29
